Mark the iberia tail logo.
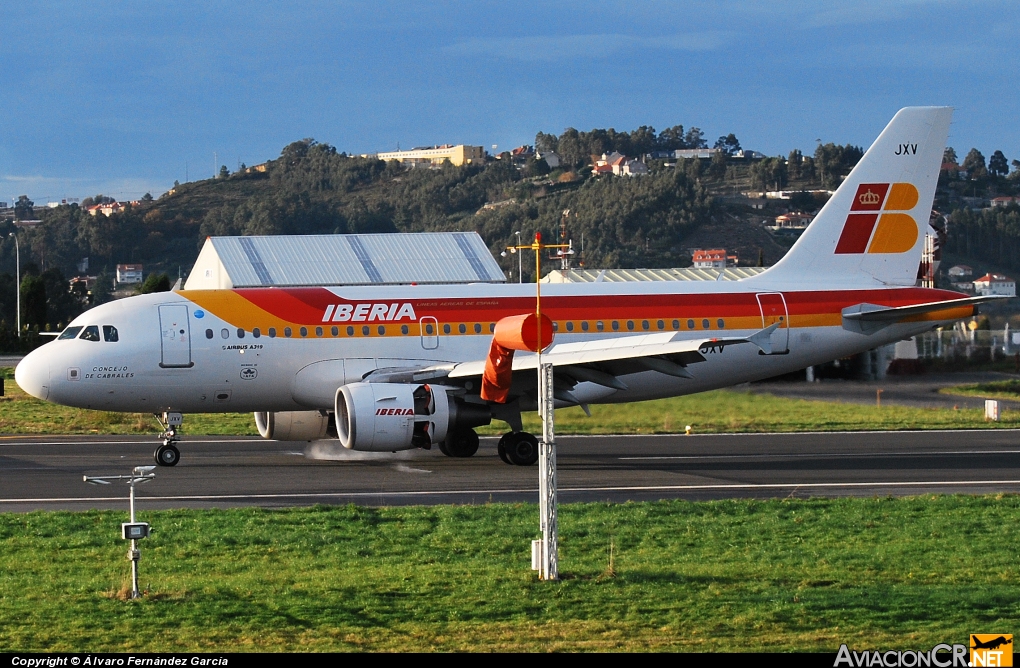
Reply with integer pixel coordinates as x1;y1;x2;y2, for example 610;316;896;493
835;182;920;254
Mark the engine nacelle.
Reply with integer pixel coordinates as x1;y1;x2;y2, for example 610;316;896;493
255;411;331;441
335;382;491;452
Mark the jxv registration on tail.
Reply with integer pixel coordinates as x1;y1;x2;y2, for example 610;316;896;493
15;107;1001;466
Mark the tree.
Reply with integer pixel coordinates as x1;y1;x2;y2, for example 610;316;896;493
713;133;741;155
787;150;804;180
139;272;171;294
814;143;863;188
708;150;727;178
684;127;707;149
218;165;229;179
14;195;33;220
943;147;958;165
20;274;46;328
962;148;987;179
141;192;153;203
534;131;558;154
988;150;1009;177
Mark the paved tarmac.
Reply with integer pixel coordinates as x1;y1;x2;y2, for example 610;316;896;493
749;371;1020;410
2;430;1019;511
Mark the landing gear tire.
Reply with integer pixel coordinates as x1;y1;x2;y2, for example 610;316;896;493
155;444;180;467
496;434;511;464
502;431;539;466
437;440;452;457
445;428;480;458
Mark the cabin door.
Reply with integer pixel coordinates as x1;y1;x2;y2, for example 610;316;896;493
158;304;194;368
755;292;789;354
420;316;439;350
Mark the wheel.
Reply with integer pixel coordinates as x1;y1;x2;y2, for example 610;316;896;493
497;433;512;464
505;432;539;466
154;444;180;467
437;439;452;456
446;428;480;458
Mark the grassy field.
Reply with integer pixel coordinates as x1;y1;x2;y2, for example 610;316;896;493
3;367;1018;436
1;498;1017;652
940;379;1020;403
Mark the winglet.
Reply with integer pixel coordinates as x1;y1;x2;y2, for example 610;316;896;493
747;322;781;355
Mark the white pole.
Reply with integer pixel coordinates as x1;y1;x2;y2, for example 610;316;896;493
128;476;140;598
539;362;558;580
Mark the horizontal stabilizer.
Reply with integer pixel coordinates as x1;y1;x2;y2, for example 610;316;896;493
842;295;1006;333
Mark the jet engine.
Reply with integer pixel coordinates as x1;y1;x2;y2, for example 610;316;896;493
255;410;332;441
335;382;490;452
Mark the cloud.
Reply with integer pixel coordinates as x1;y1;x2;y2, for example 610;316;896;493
444;31;730;62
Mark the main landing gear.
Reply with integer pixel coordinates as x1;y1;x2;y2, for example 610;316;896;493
497;431;539;466
154;411;183;467
438;427;480;458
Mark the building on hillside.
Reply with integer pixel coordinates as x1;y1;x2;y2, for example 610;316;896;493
991;196;1020;207
947;264;973;279
692;249;738;269
116;264;143;285
772;212;813;229
368;145;485;167
537;151;560;168
86;201;125;216
675;148;722;160
621;159;648;176
973;273;1016;297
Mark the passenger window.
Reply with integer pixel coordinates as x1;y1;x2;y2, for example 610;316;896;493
566;322;574;332
377;325;385;335
641;320;649;331
205;329;213;339
626;321;634;331
79;325;100;341
237;328;245;339
687;319;695;329
672;320;680;330
331;326;339;337
443;324;451;334
221;328;229;339
717;319;725;329
473;323;481;334
59;326;83;340
581;321;589;331
284;327;292;337
299;327;308;337
362;326;370;336
103;325;119;342
268;328;277;338
702;319;710;329
253;328;261;338
458;324;466;334
597;321;604;331
657;320;665;330
425;323;434;335
315;326;323;337
552;322;559;331
612;321;619;331
401;325;409;335
347;326;354;336
489;323;495;333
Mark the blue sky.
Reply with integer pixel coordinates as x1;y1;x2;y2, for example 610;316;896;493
2;1;1017;203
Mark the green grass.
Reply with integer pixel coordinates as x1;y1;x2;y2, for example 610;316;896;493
4;367;1018;436
1;498;1017;651
940;379;1020;403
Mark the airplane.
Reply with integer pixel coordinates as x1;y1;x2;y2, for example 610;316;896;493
15;106;1004;467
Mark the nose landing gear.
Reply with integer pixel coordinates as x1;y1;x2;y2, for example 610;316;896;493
153;411;183;467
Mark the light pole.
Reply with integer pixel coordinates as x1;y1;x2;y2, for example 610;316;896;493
8;232;19;337
515;231;522;283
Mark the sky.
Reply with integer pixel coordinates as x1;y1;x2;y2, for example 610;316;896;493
2;1;1018;204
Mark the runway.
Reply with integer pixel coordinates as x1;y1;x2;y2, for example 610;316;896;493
2;430;1020;511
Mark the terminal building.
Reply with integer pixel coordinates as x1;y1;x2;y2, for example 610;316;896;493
367;145;485;167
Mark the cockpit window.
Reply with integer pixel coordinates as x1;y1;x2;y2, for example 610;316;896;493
79;325;101;341
103;325;119;342
58;326;83;340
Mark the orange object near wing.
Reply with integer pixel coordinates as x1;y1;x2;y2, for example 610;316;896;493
480;313;555;403
493;313;554;353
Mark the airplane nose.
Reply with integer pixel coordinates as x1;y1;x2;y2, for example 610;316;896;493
15;348;50;401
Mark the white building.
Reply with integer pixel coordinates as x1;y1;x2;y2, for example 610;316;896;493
116;264;143;284
973;273;1016;297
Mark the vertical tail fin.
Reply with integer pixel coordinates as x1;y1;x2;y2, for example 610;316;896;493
760;107;952;286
